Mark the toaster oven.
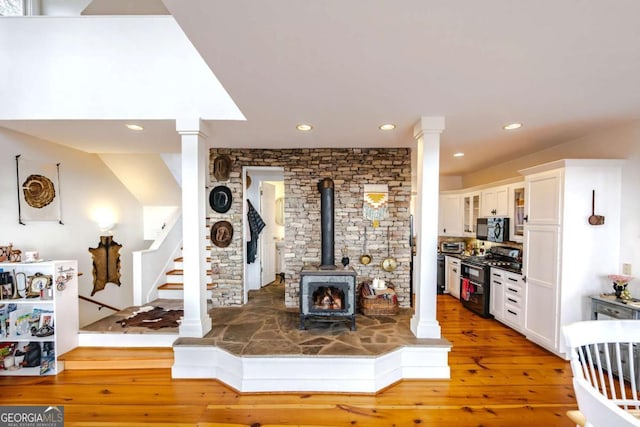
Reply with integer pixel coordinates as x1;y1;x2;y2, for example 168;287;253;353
440;241;465;254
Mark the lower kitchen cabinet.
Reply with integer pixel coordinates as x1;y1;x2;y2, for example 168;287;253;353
445;256;461;299
502;272;525;331
489;269;504;320
490;268;525;331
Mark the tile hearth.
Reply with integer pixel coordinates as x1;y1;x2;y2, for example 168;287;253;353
82;280;439;357
177;280;431;357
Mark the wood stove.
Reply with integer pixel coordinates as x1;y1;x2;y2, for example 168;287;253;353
299;267;357;330
299;177;357;330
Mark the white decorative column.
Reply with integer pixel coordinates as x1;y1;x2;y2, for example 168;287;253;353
411;116;445;338
176;118;212;337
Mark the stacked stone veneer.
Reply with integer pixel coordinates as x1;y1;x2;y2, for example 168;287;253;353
208;148;412;309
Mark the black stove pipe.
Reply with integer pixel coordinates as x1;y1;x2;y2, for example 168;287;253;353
318;178;336;270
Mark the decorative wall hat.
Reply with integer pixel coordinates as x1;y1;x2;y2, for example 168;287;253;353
211;221;234;248
209;186;232;213
213;155;232;181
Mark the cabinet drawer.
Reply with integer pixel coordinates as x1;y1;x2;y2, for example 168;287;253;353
593;301;635;319
490;269;504;279
504;304;524;328
504;281;524;298
504;293;523;309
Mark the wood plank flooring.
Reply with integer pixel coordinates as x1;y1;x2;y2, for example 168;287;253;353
0;295;577;426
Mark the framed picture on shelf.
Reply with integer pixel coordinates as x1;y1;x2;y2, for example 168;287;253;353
39;313;53;329
27;273;52;298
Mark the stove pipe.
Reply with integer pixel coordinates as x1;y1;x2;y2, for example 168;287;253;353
318;177;336;270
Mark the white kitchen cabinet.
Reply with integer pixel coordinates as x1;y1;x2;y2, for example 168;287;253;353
445;256;461;299
480;185;509;217
508;184;525;243
489;268;505;320
438;194;463;237
501;270;526;331
520;160;622;358
462;192;480;237
0;260;78;375
490;267;525;330
524;171;562;225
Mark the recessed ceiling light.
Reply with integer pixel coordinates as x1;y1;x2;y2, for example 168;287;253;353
453;152;465;158
378;123;396;131
125;124;144;131
503;122;522;130
296;123;313;132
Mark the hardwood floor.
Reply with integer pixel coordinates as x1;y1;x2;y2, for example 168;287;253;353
0;295;577;426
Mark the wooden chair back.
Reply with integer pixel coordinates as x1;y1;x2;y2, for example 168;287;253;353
563;320;640;426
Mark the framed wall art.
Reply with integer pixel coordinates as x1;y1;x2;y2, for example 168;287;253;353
16;155;63;225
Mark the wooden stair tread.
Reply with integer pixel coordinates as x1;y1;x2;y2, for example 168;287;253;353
166;269;212;275
173;257;211;262
159;283;217;290
60;347;174;370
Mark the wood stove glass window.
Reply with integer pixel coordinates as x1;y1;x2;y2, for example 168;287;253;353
308;282;349;314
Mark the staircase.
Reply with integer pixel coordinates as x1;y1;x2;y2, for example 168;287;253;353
157;246;216;300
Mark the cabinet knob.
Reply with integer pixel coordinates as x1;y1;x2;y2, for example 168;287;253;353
522;275;527;283
523;215;528;222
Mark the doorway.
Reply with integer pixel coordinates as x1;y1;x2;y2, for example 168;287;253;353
243;167;284;303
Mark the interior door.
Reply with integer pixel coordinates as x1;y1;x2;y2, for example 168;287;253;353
260;182;277;287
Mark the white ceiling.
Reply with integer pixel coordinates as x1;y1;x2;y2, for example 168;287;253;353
2;0;640;176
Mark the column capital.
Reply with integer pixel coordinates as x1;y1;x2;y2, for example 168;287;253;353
176;117;210;137
413;116;445;140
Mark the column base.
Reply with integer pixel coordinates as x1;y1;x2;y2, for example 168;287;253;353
410;315;442;339
179;314;212;338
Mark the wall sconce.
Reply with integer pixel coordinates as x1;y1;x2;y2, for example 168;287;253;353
97;221;116;235
93;207;116;235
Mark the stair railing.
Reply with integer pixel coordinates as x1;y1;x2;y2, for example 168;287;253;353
78;295;121;312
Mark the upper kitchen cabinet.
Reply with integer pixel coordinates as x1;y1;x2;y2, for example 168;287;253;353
519;159;623;358
523;170;562;225
508;184;525;242
462;192;480;237
438;193;463;236
480;185;509;217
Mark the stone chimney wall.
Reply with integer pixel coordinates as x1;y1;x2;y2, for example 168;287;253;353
208;148;412;308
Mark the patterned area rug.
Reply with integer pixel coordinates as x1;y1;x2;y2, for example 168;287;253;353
116;306;183;329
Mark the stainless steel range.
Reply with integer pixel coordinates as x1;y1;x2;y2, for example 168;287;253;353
460;246;522;318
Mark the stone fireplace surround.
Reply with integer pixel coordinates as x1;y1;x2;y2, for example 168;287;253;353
208;148;412;309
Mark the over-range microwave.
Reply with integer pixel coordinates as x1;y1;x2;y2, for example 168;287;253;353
476;217;510;243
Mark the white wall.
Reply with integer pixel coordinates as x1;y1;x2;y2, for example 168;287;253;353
0;128;147;326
